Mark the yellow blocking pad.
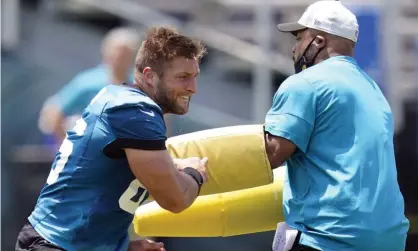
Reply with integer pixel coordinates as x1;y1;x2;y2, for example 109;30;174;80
134;168;286;237
166;124;273;195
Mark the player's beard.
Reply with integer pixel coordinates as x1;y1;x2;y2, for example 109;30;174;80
154;81;190;115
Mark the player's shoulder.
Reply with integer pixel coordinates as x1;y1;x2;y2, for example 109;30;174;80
85;84;163;118
87;85;161;120
106;85;160;110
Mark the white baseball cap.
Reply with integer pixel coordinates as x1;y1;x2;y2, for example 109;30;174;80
277;0;359;42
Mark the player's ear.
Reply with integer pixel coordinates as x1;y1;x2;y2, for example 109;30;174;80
143;67;157;87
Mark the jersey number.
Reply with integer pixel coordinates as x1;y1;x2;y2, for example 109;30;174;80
45;88;109;185
119;179;149;214
46;118;87;185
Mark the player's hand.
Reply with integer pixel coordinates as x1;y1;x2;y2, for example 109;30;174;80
128;239;165;251
173;157;209;183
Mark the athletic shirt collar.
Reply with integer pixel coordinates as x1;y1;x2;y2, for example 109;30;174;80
325;55;357;65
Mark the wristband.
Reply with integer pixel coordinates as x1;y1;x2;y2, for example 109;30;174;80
182;167;204;194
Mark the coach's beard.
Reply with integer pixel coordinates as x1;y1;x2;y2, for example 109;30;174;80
294;36;324;74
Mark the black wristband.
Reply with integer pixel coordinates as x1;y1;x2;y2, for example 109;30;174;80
182;167;204;194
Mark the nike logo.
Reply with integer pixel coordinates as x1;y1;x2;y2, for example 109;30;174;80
142;110;155;117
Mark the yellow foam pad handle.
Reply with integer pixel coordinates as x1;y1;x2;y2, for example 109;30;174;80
166;124;273;195
134;168;286;237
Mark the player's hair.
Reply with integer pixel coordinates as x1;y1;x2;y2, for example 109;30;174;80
135;26;207;76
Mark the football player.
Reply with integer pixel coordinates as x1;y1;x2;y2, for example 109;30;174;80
16;26;208;251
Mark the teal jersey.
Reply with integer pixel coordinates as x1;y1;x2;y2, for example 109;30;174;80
29;84;166;251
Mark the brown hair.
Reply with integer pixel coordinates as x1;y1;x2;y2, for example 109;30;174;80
135;26;207;77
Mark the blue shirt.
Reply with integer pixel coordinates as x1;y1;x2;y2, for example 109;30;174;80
53;64;134;117
29;85;166;251
265;56;409;251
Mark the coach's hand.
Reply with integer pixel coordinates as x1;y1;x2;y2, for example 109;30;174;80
129;239;165;251
173;157;209;183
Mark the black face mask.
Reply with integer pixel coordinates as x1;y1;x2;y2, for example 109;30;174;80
294;36;323;74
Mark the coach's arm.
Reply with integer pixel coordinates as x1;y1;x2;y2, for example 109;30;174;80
264;75;316;168
264;132;296;168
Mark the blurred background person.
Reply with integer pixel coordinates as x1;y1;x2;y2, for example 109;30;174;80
38;27;142;145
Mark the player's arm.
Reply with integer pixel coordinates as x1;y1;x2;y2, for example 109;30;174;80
105;102;206;213
264;75;316;168
125;149;205;213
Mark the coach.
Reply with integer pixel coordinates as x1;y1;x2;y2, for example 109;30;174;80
263;1;409;250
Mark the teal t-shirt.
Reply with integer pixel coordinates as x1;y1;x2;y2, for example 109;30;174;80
265;56;409;251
